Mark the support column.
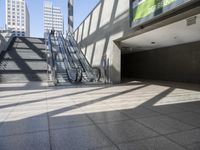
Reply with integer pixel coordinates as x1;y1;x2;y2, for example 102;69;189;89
109;42;121;84
68;0;74;33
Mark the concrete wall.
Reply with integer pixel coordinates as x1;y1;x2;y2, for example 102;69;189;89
74;0;200;84
121;41;200;83
74;0;131;83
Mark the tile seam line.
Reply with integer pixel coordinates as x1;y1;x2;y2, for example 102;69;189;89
142;105;199;130
0;129;49;138
120;110;189;150
46;87;53;150
86;114;121;150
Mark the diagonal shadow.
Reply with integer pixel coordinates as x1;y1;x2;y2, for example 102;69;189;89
0;89;49;99
47;84;149;117
6;47;42;81
0;85;113;109
88;0;104;64
0;37;47;81
141;87;175;107
18;37;45;59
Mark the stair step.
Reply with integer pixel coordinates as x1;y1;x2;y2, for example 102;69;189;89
0;61;47;71
0;73;47;82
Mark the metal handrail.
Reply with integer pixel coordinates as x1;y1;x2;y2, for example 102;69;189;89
46;32;57;85
57;32;82;82
67;32;101;81
58;32;83;82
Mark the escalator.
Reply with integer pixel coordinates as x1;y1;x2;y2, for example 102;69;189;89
65;32;101;82
46;31;100;86
46;32;81;85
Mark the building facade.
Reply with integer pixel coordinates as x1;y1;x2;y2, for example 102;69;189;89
5;0;30;37
43;0;64;35
74;0;200;84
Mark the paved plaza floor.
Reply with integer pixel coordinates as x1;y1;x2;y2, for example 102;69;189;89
0;80;200;150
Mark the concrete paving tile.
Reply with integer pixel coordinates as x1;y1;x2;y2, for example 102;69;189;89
48;106;85;117
186;142;200;150
167;128;200;146
0;117;48;136
89;146;118;150
8;110;48;119
0;97;21;102
121;107;159;119
0;107;14;113
0;131;50;150
177;102;200;114
97;120;158;144
0;113;9;122
51;125;112;150
20;94;46;100
88;111;129;123
14;105;47;110
81;104;115;114
49;114;93;129
168;112;200;127
118;136;186;150
0;81;200;150
47;99;76;105
136;115;193;134
47;102;76;110
145;105;186;114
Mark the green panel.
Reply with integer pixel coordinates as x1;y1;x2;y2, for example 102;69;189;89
131;0;193;27
133;0;176;21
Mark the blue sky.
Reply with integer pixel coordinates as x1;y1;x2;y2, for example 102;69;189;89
0;0;99;37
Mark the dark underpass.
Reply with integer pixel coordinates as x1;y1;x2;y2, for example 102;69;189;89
121;41;200;84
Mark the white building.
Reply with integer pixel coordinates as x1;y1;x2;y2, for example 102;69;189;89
5;0;30;37
44;0;64;35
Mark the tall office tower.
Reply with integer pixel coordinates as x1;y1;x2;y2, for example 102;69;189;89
5;0;30;37
44;0;64;35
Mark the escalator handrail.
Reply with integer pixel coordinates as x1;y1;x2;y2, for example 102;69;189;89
46;32;57;85
67;32;101;81
67;32;92;72
57;32;82;82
